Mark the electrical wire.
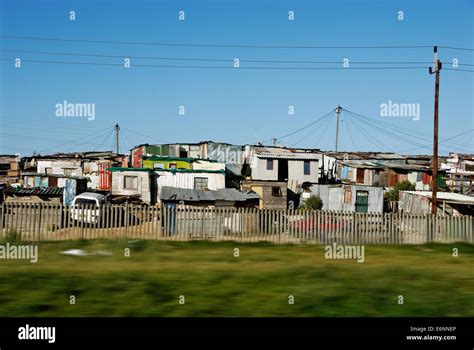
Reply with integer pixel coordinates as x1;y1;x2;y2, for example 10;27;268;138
0;35;435;49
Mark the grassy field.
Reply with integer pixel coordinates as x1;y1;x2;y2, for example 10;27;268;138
0;238;473;316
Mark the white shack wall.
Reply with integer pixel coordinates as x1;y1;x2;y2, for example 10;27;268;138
111;172;151;204
250;156;321;184
37;160;83;176
156;172;225;196
250;157;278;181
287;160;320;184
192;160;225;171
304;184;383;213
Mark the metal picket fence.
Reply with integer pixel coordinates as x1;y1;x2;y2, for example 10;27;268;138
0;202;473;244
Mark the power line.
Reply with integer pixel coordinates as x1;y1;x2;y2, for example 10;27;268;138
443;68;474;73
289;112;334;147
0;35;435;49
398;129;474;153
438;46;474;52
6;48;471;66
93;128;115;152
268;110;335;143
344;110;431;147
313;114;334;150
342;111;357;151
61;127;114;153
0;132;115;148
123;127;171;144
345;113;389;151
0;58;431;70
0;49;230;63
44;127;113;153
343;108;473;148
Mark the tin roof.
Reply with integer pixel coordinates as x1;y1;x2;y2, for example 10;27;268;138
160;186;260;202
250;147;321;160
3;186;64;196
401;191;474;205
21;172;90;180
256;153;321;161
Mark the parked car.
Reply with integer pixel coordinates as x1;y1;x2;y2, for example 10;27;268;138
70;192;108;224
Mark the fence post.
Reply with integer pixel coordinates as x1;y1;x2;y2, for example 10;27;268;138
124;203;129;239
0;203;4;239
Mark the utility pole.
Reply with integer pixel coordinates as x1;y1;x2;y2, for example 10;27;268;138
335;105;342;152
114;123;120;155
429;46;442;215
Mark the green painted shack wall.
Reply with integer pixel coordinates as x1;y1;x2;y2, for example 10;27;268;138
143;159;192;170
144;145;163;157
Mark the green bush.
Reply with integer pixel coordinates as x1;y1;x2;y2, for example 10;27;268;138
384;180;416;201
301;195;323;210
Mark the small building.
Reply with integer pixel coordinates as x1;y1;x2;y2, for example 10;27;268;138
441;153;474;194
156;169;226;195
336;160;445;190
131;143;203;168
142;156;224;172
143;156;193;170
0;155;21;185
336;161;385;186
245;146;322;192
322;152;407;182
110;168;156;205
302;183;384;213
159;186;260;208
21;173;88;205
2;186;64;203
240;180;287;209
399;191;474;216
24;151;127;191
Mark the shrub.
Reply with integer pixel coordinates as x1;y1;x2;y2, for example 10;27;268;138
301;195;323;210
384;180;416;201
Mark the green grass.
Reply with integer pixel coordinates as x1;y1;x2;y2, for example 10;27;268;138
0;239;473;316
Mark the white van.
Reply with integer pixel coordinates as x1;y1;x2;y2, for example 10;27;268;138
70;192;108;224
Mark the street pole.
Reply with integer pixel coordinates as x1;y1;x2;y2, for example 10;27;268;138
115;123;120;155
335;105;342;152
429;47;442;215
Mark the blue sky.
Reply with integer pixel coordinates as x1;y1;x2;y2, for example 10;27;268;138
0;0;473;156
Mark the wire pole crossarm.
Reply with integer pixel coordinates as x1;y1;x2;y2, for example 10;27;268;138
429;46;442;216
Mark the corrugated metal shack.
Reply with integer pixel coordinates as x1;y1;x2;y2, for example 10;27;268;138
303;183;384;213
399;191;474;216
2;186;64;203
110;168;156;205
160;186;260;207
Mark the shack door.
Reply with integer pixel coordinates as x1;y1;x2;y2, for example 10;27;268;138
355;190;369;213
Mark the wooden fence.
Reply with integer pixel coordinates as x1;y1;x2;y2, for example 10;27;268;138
1;202;473;244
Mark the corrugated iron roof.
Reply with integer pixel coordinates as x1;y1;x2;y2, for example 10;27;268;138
401;191;474;204
257;154;321;161
21;172;89;180
3;186;64;196
339;161;385;169
160;186;260;202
